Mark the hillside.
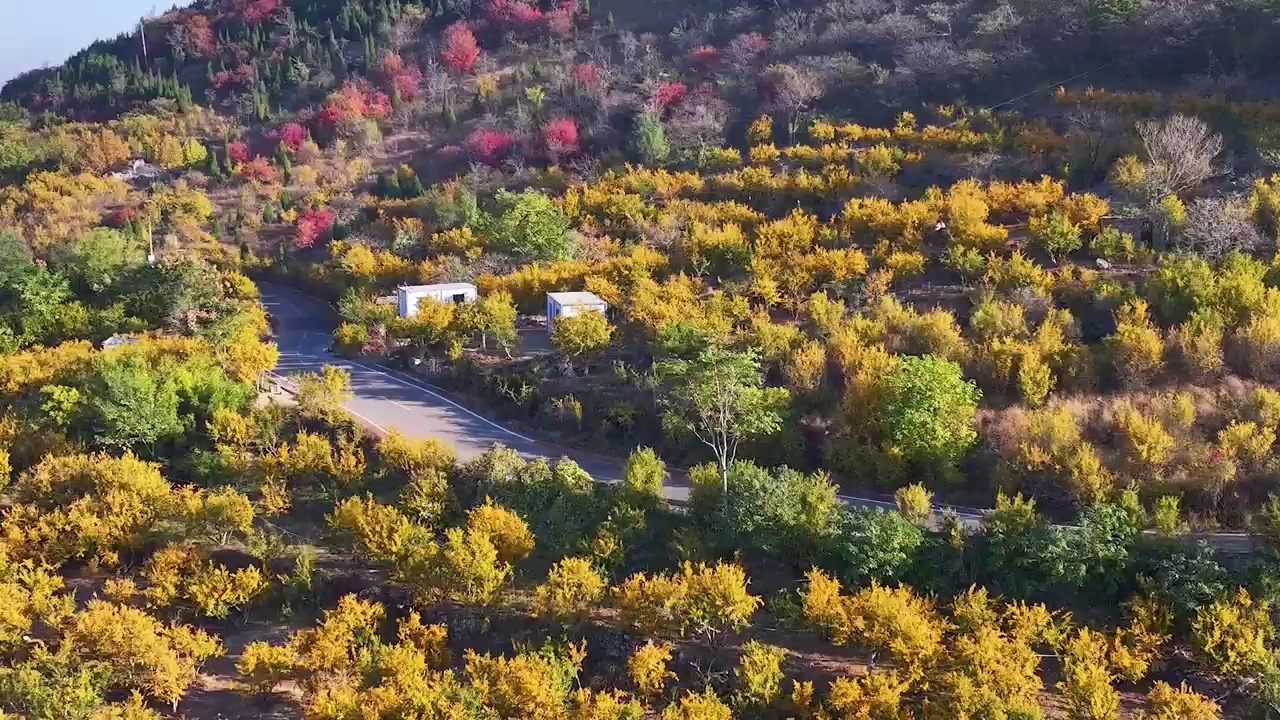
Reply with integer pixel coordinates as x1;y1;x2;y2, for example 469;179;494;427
4;0;1280;719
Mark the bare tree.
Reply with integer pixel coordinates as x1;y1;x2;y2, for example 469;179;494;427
1065;108;1125;182
165;25;188;64
1176;196;1263;258
759;63;823;142
277;7;301;50
666;95;730;161
1136;114;1223;198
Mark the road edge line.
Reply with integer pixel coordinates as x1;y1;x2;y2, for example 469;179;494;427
345;360;536;444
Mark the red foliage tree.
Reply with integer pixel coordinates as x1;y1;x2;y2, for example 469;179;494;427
465;129;515;165
726;32;769;70
212;64;255;90
688;46;721;71
182;13;216;56
572;62;600;87
484;0;543;32
318;80;392;131
236;156;279;184
440;22;481;74
542;117;579;157
227;140;252;165
380;52;423;102
230;0;280;24
275;122;308;153
650;82;688;111
295;207;336;249
545;7;574;36
105;207;138;228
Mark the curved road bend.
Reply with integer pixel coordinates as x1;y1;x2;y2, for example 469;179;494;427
258;281;1048;524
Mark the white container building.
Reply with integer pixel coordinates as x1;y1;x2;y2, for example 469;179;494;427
397;283;478;318
546;291;608;332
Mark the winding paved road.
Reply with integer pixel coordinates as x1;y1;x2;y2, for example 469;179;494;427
262;281;1258;550
260;281;933;514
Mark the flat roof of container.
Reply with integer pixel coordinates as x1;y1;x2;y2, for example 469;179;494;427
399;283;477;292
547;291;606;304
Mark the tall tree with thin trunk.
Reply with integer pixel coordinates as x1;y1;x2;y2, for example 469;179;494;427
658;347;786;492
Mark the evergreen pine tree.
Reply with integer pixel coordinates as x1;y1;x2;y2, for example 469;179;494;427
404;171;425;198
278;145;293;183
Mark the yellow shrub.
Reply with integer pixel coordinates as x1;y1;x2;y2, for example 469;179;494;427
237;641;298;696
734;641;786;707
894;484;932;525
804;569;943;681
1106;300;1165;388
533;557;607;621
465;642;584;720
1171;312;1224;380
328;496;417;561
614;573;686;635
983;251;1051;295
1146;682;1220;720
927;624;1042;720
748;115;775;145
1059;192;1110;228
465;501;535;563
184;562;266;619
826;671;909;720
397;610;450;668
1058;628;1119;720
944;179;1009;251
1113;402;1176;471
783;339;827;392
749;144;781;166
1191;588;1273;676
67;601;222;707
679;562;762;639
569;688;644;720
662;689;732;720
102;576;138;603
627;641;675;700
1235;306;1280;381
435;527;510;605
1217;420;1274;470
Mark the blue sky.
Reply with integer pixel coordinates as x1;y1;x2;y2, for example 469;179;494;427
1;1;167;84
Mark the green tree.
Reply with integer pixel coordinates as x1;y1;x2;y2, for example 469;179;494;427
1089;0;1141;27
879;355;980;482
1029;210;1082;262
89;357;184;452
7;269;72;346
689;461;840;566
631;111;669;165
551;310;613;372
0;230;35;287
484;189;577;262
294;365;353;421
470;290;518;355
826;508;923;586
658;347;787;492
49;227;145;294
623;446;667;500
